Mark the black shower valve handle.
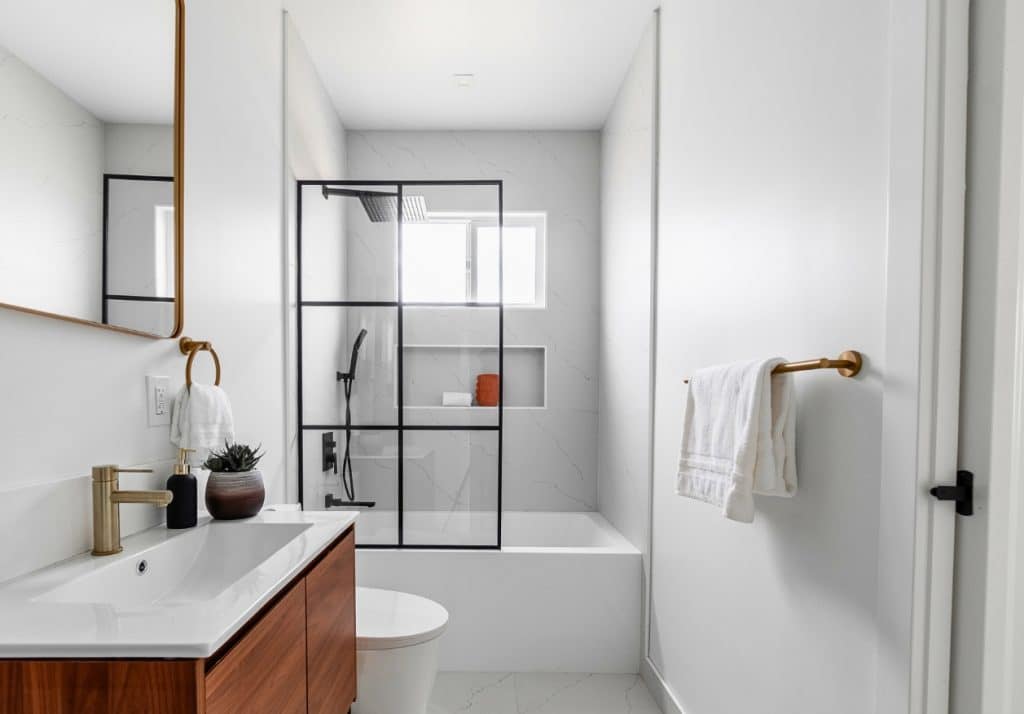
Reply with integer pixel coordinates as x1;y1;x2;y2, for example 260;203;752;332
321;431;339;474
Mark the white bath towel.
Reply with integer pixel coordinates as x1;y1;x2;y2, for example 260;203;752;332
170;383;235;450
442;391;473;407
676;358;797;522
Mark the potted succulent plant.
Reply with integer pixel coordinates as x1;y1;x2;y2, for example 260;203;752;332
202;441;266;519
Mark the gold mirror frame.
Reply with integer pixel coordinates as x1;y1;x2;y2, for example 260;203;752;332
0;0;185;340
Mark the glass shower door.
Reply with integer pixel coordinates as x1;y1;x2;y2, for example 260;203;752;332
297;180;503;549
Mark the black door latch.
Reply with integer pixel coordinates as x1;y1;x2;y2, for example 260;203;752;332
929;470;974;516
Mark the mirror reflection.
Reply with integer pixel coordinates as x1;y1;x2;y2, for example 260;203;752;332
0;0;179;336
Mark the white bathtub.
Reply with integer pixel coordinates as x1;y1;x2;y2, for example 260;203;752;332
354;511;641;673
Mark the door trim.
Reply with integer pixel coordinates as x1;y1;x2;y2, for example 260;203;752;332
969;2;1024;710
876;0;968;712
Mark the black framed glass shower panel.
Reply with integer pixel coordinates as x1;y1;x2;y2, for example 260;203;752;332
296;180;503;550
102;174;176;334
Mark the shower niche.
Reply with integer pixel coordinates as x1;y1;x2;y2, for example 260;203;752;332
403;344;546;412
296;181;505;549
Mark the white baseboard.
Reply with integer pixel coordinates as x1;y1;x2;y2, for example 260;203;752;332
640;655;685;714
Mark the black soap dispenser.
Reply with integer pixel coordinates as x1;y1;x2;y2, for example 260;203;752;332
166;448;198;529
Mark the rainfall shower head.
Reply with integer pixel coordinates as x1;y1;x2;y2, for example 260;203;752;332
321;186;428;222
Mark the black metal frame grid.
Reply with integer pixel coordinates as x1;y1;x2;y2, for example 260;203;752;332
101;174;176;325
296;179;504;550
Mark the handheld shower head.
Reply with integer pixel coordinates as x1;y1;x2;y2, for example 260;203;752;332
337;328;368;382
334;328;370;504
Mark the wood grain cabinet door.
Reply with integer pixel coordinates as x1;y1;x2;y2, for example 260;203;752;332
305;530;356;714
0;659;203;714
206;581;307;714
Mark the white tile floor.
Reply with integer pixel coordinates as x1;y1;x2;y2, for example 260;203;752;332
427;672;663;714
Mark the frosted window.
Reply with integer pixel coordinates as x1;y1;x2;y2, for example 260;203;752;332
154;205;175;297
476;227;537;305
400;215;544;306
402;222;468;303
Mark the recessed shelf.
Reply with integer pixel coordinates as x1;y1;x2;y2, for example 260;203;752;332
405;406;497;410
402;344;546;409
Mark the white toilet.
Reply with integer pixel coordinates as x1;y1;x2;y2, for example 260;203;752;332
351;586;449;714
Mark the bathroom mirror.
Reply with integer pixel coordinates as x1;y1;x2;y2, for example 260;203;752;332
0;0;184;338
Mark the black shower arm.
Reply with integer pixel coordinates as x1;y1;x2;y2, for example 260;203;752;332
322;187;398;199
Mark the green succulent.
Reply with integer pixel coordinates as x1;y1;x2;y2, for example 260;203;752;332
203;441;264;473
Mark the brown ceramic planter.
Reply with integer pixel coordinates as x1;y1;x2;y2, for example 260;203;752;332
205;469;265;520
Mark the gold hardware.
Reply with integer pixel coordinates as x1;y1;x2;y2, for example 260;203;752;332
0;0;186;340
178;337;210;354
111;491;175;506
91;465;174;556
179;336;221;388
174;447;196;475
683;350;863;384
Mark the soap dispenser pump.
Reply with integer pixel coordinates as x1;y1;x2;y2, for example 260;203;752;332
166;448;198;529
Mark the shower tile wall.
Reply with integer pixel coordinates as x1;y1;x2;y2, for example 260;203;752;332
335;131;601;513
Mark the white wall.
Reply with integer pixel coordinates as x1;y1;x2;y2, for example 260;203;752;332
283;12;348;504
953;0;1024;711
0;0;286;581
345;131;601;512
104;123;174;175
284;15;346;182
647;2;889;713
598;18;657;553
0;43;103;321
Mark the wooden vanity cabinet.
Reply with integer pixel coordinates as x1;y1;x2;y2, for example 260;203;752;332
0;526;356;714
305;530;356;714
205;581;308;714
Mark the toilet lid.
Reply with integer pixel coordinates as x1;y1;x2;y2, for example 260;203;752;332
356;587;449;651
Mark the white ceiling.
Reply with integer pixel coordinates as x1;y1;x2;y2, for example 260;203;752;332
0;0;175;124
284;0;660;130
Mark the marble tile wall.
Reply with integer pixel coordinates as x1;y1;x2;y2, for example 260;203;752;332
340;131;601;512
103;123;174;175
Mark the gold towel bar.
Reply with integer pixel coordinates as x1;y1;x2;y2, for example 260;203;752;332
683;350;862;384
179;337;221;388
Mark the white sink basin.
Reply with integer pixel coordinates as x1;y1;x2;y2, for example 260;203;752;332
0;510;358;658
36;522;312;609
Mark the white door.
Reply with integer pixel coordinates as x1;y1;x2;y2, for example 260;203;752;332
643;1;967;713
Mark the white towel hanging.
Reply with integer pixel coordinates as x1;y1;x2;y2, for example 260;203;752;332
676;358;797;522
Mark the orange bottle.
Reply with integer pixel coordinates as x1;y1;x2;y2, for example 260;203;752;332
476;373;500;406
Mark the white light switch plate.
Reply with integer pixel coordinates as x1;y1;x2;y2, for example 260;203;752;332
147;375;171;427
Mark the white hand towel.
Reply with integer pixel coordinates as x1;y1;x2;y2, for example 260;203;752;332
170;383;236;450
676;358;797;522
442;391;473;407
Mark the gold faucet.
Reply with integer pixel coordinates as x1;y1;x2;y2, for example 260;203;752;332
91;465;174;556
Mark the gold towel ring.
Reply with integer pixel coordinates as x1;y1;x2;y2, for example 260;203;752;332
179;337;221;388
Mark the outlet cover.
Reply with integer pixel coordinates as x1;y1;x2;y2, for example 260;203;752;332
147;375;171;427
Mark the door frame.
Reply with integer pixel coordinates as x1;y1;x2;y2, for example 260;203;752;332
963;0;1024;710
877;0;967;711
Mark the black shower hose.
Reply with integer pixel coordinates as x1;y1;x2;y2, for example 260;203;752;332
341;375;356;501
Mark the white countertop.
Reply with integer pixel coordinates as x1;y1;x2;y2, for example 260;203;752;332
0;509;358;658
